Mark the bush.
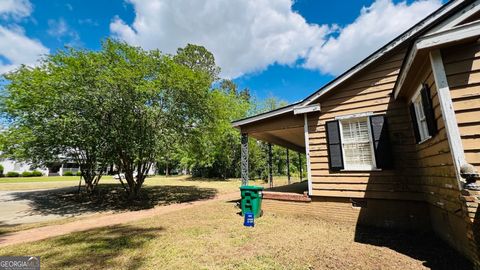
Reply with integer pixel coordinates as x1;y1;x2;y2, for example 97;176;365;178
21;171;33;177
0;164;4;177
63;171;74;176
31;170;43;177
6;171;19;177
76;171;82;176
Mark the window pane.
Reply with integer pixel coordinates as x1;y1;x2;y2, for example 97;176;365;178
413;94;430;141
341;118;375;170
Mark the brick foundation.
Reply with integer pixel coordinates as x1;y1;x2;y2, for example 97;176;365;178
460;189;480;270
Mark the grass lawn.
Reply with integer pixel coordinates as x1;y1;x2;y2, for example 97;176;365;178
0;200;471;270
0;176;80;184
0;174;295;191
0;175;296;235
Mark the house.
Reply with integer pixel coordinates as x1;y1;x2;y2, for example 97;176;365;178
0;158;82;176
0;159;49;175
233;0;480;268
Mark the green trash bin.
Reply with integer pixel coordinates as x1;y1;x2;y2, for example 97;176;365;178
240;185;264;218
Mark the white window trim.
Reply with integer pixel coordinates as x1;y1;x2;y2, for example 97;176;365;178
335;112;374;120
410;85;432;144
338;116;378;172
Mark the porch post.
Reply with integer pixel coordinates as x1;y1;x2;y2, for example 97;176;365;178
268;143;273;188
430;50;466;190
241;133;249;186
286;149;291;184
298;152;302;181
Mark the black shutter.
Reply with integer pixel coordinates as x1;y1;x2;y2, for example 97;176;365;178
369;115;393;169
325;120;344;171
420;84;438;137
409;103;421;143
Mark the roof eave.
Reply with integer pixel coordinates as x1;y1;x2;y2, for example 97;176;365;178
394;19;480;99
298;0;464;107
231;103;298;128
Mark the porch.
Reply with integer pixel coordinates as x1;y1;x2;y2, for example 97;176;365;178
263;181;311;202
232;104;321;202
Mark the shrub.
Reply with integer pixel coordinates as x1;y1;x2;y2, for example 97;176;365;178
0;164;4;176
76;171;82;176
22;171;33;177
31;170;43;177
63;171;74;176
6;171;20;177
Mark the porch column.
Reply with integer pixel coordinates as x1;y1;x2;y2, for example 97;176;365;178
430;49;466;189
268;143;273;188
298;152;302;181
286;149;291;184
241;133;249;186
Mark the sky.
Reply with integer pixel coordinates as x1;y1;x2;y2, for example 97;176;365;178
0;0;446;103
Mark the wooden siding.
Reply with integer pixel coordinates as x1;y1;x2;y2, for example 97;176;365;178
443;42;480;172
408;67;464;215
305;48;464;216
307;52;407;201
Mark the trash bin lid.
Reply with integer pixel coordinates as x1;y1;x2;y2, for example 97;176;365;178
240;185;264;191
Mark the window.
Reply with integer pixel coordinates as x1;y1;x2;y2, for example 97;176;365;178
412;93;430;142
410;84;437;144
326;114;392;171
339;117;376;170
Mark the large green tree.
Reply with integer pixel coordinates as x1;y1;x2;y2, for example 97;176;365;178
100;40;213;199
0;39;214;199
1;48;112;193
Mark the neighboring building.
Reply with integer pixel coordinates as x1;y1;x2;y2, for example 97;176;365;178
0;158;80;176
0;159;49;175
233;1;480;268
57;162;81;176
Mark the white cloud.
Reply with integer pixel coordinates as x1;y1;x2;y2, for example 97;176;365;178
47;18;81;47
111;0;442;78
304;0;442;75
47;18;68;37
0;0;32;20
0;26;49;74
0;0;49;74
110;0;330;78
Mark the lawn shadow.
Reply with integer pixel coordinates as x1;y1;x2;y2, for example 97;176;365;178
7;224;162;270
354;226;472;270
8;184;217;217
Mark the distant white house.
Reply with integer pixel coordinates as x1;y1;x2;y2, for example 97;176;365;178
0;158;157;176
0;159;49;175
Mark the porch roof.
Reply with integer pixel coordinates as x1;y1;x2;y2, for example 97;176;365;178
232;105;307;152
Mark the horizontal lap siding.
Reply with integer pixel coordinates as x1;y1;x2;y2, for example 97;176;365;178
397;68;461;214
307;49;462;214
443;43;480;172
309;50;417;200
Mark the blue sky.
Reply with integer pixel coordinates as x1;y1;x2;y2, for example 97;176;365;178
0;0;445;103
